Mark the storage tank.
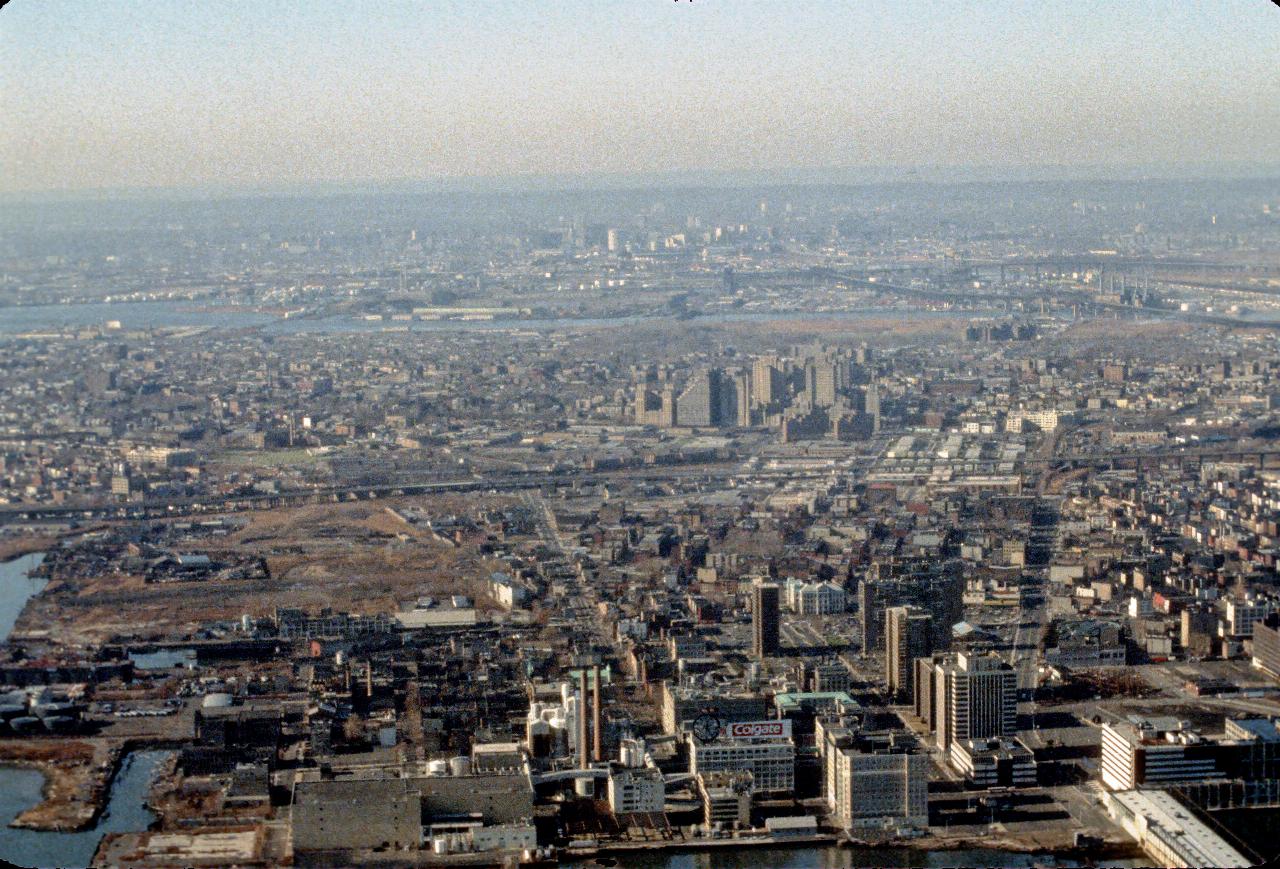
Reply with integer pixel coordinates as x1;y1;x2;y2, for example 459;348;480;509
202;693;234;709
620;738;645;768
33;701;78;720
449;756;471;777
432;837;449;855
427;759;449;777
574;776;594;798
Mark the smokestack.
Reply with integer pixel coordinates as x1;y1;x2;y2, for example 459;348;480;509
592;665;603;762
577;669;589;770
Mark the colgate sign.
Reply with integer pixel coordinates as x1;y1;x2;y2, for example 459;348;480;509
726;720;791;739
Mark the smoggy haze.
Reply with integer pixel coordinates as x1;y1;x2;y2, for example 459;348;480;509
2;0;1278;193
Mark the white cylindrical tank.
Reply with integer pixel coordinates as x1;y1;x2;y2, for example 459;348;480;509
334;651;346;667
620;738;645;768
432;837;448;855
202;693;234;709
427;759;448;776
575;776;593;798
449;756;470;777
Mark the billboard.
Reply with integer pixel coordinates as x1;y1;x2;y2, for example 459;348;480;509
724;720;792;740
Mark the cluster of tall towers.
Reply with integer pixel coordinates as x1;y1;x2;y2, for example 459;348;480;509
632;345;879;434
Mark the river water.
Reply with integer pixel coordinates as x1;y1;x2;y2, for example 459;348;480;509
1;555;171;868
0;750;168;869
128;648;197;670
0;553;45;643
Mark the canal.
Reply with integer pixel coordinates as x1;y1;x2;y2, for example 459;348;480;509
0;750;168;869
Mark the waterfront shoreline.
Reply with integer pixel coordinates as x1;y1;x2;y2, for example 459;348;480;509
1;738;183;834
0;539;55;564
0;740;116;833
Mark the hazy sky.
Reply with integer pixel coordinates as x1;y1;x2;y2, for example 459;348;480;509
2;0;1278;193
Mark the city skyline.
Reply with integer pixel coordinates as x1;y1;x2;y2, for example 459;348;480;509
6;4;1280;867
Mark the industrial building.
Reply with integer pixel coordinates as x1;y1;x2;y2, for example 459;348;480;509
1105;789;1251;868
697;770;753;829
817;717;928;831
607;767;666;814
949;737;1037;788
1100;715;1280;791
690;720;796;794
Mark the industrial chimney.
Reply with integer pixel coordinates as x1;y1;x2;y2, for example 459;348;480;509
577;669;589;770
592;665;603;762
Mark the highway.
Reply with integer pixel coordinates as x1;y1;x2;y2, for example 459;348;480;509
831;271;1280;330
0;463;842;526
1009;592;1047;695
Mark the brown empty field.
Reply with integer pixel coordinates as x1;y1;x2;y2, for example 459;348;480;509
0;535;60;562
14;498;514;644
1059;318;1193;338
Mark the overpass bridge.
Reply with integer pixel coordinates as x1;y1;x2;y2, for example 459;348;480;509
0;463;844;526
1035;444;1280;474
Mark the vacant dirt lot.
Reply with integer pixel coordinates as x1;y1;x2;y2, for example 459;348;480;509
14;497;512;644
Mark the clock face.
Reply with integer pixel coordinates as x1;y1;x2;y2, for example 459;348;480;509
692;713;722;745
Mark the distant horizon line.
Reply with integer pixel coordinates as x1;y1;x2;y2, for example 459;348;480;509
4;161;1280;204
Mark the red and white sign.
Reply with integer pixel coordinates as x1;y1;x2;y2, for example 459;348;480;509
725;720;791;740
